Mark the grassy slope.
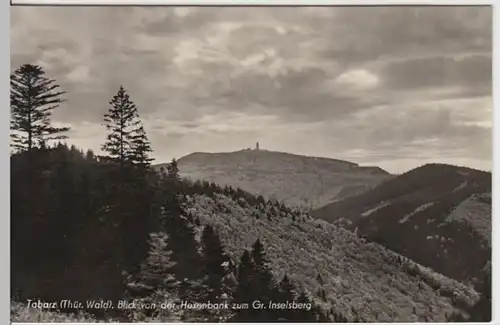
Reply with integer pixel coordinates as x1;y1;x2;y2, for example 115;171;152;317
311;163;492;284
184;192;479;322
156;149;393;209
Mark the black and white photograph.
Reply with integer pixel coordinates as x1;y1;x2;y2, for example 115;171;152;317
10;5;492;322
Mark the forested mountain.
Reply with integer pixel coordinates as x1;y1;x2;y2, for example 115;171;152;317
312;164;492;285
155;149;393;209
11;145;490;322
10;64;491;323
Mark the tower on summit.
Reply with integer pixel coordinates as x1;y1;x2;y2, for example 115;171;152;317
256;142;260;150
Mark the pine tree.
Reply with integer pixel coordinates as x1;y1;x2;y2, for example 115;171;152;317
201;225;230;301
100;87;155;271
10;64;70;153
235;250;255;303
128;232;178;295
124;232;180;322
161;200;204;287
251;238;276;299
250;238;280;321
234;250;256;321
101;86;151;170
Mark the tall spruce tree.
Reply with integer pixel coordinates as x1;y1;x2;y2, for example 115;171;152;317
101;86;152;170
10;64;70;153
101;86;156;276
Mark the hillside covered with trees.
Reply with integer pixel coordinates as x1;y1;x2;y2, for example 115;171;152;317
312;164;491;285
10;64;491;322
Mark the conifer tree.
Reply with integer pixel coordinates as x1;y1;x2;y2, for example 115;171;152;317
201;225;230;301
128;232;178;295
125;232;180;322
10;64;70;153
160;198;203;285
157;195;203;301
101;87;155;274
101;86;152;170
251;238;276;300
234;250;256;321
236;251;254;293
249;239;280;321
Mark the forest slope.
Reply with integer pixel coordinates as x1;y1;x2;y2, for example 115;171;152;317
182;190;479;322
10;147;485;323
155;149;393;209
311;163;492;284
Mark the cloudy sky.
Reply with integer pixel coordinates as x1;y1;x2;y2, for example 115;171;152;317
11;6;492;173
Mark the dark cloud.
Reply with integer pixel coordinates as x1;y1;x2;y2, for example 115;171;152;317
380;54;492;93
320;6;492;64
10;6;492;173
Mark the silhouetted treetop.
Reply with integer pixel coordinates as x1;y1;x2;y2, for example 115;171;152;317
101;86;153;170
10;64;70;153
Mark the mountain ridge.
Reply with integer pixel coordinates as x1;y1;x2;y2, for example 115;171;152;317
311;163;492;284
178;149;384;170
155;149;393;208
